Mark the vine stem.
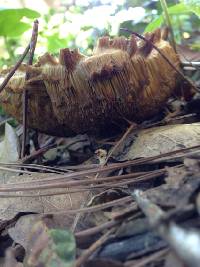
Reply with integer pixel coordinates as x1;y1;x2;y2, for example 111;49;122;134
160;0;177;52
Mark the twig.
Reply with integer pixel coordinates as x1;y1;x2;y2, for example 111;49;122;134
125;248;169;267
120;28;198;93
51;195;133;215
75;220;118;239
0;166;34;175
113;203;138;220
0;44;30;93
0;164;63;174
0;170;164;197
2;144;199;189
71;195;89;233
0;145;198;192
75;204;139;239
75;229;113;267
0;168;165;192
20;143;55;164
133;190;165;225
71;150;106;232
21;19;39;158
132;190;200;267
0;163;65;174
104;123;136;165
0;162;72;173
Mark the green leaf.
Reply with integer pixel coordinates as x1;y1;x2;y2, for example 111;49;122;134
144;16;163;33
39;228;76;267
50;229;76;263
144;2;198;32
0;8;40;18
0;8;40;37
0;21;30;37
166;3;190;14
181;0;200;17
46;33;68;53
26;221;76;267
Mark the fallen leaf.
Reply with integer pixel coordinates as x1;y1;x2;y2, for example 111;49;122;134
0;123;20;182
164;166;186;187
87;189;129;226
8;213;77;252
119;123;200;160
164;252;184;267
25;221;76;267
0;123;19;163
0;172;87;220
177;44;200;62
147;175;200;208
4;247;23;267
8;215;40;250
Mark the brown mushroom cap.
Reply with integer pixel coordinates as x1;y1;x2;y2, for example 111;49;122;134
0;29;180;136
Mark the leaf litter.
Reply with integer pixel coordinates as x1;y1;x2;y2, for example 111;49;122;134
0;27;200;267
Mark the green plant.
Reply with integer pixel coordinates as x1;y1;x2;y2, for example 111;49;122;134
0;8;40;67
145;0;200;32
0;8;40;37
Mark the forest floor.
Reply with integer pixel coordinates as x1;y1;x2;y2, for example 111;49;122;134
0;30;200;267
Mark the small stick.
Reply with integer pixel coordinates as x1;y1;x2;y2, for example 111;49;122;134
0;168;165;192
133;190;165;225
104;123;137;165
75;229;113;267
75;205;139;239
125;248;169;267
0;145;198;191
26;20;39;69
20;143;55;164
132;190;200;267
0;44;30;93
75;220;118;239
21;19;39;158
120;28;198;93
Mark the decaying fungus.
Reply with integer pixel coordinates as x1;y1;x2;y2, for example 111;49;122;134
0;29;181;136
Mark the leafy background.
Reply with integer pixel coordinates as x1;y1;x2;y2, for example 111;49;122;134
0;0;199;68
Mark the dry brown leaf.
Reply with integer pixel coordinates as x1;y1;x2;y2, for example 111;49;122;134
4;247;24;267
8;213;78;252
177;44;200;62
0;172;86;220
164;252;184;267
120;123;200;160
87;189;128;226
8;215;40;250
